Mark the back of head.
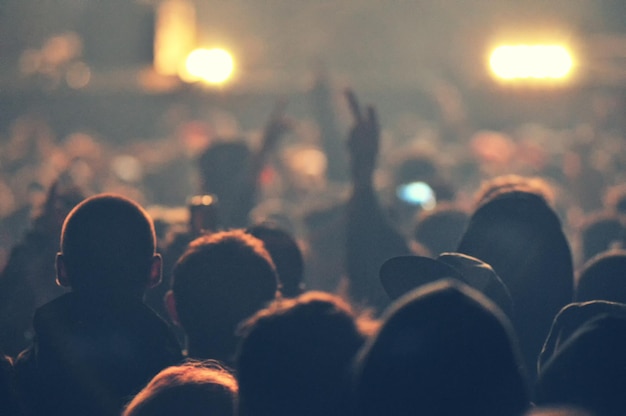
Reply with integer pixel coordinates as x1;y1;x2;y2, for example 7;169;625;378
473;175;556;209
459;191;571;293
412;204;469;256
354;279;529;416
172;230;278;360
123;361;237;416
247;223;304;298
197;141;250;196
579;211;626;264
60;193;157;297
236;291;369;416
457;190;573;379
538;300;626;374
576;250;626;303
536;314;626;416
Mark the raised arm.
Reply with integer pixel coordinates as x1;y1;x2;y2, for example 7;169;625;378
344;89;410;311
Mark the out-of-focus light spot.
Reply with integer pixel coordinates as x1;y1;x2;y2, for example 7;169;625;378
155;0;196;76
111;155;143;183
396;181;437;210
182;48;234;85
65;62;91;89
290;148;327;177
189;194;216;207
489;45;574;80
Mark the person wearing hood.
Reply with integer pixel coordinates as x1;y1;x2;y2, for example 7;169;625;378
354;279;529;416
457;187;574;380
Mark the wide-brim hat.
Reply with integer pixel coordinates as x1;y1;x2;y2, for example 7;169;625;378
380;252;513;318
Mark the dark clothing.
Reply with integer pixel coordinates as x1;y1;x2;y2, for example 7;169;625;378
0;227;68;357
536;315;626;416
347;186;411;311
0;353;21;416
457;192;574;381
14;292;182;416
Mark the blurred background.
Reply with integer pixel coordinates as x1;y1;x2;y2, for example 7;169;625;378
2;0;626;272
3;1;626;133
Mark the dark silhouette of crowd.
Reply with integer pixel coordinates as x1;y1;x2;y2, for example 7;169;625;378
2;79;626;416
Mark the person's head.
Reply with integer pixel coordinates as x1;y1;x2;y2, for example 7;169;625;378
197;141;250;197
576;250;626;303
538;300;626;373
236;291;373;416
123;361;237;416
56;194;161;299
247;223;304;298
473;175;556;209
354;279;529;416
412;204;469;256
168;230;278;360
578;211;626;264
457;189;573;378
536;314;626;416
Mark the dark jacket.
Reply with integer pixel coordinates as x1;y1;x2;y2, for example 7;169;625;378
14;292;182;416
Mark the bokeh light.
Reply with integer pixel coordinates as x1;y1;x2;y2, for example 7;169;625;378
489;45;574;81
181;48;234;85
396;181;437;210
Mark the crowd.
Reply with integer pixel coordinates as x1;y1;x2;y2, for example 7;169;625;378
0;80;626;416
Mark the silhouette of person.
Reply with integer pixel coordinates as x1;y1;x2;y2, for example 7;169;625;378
166;229;279;363
14;194;182;416
354;279;529;416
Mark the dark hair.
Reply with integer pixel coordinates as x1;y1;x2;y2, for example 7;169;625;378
247;223;304;297
123;361;237;416
354;280;529;416
60;194;157;296
473;175;555;209
197;141;251;196
413;203;469;256
578;211;626;264
236;291;373;416
172;230;278;358
576;250;626;303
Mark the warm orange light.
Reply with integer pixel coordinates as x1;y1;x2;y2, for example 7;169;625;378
154;0;196;76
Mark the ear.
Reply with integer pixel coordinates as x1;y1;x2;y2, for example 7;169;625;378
165;290;180;325
55;253;71;288
148;254;162;289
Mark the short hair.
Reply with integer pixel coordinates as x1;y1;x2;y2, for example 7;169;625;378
578;211;626;263
123;361;237;416
197;141;251;196
172;230;278;352
473;175;556;209
412;203;469;256
236;291;372;416
576;250;626;303
60;194;157;295
247;223;304;298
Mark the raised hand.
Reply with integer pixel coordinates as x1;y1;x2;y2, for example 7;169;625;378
345;88;380;188
259;98;291;156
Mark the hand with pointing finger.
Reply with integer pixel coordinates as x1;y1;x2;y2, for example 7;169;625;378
345;88;380;189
